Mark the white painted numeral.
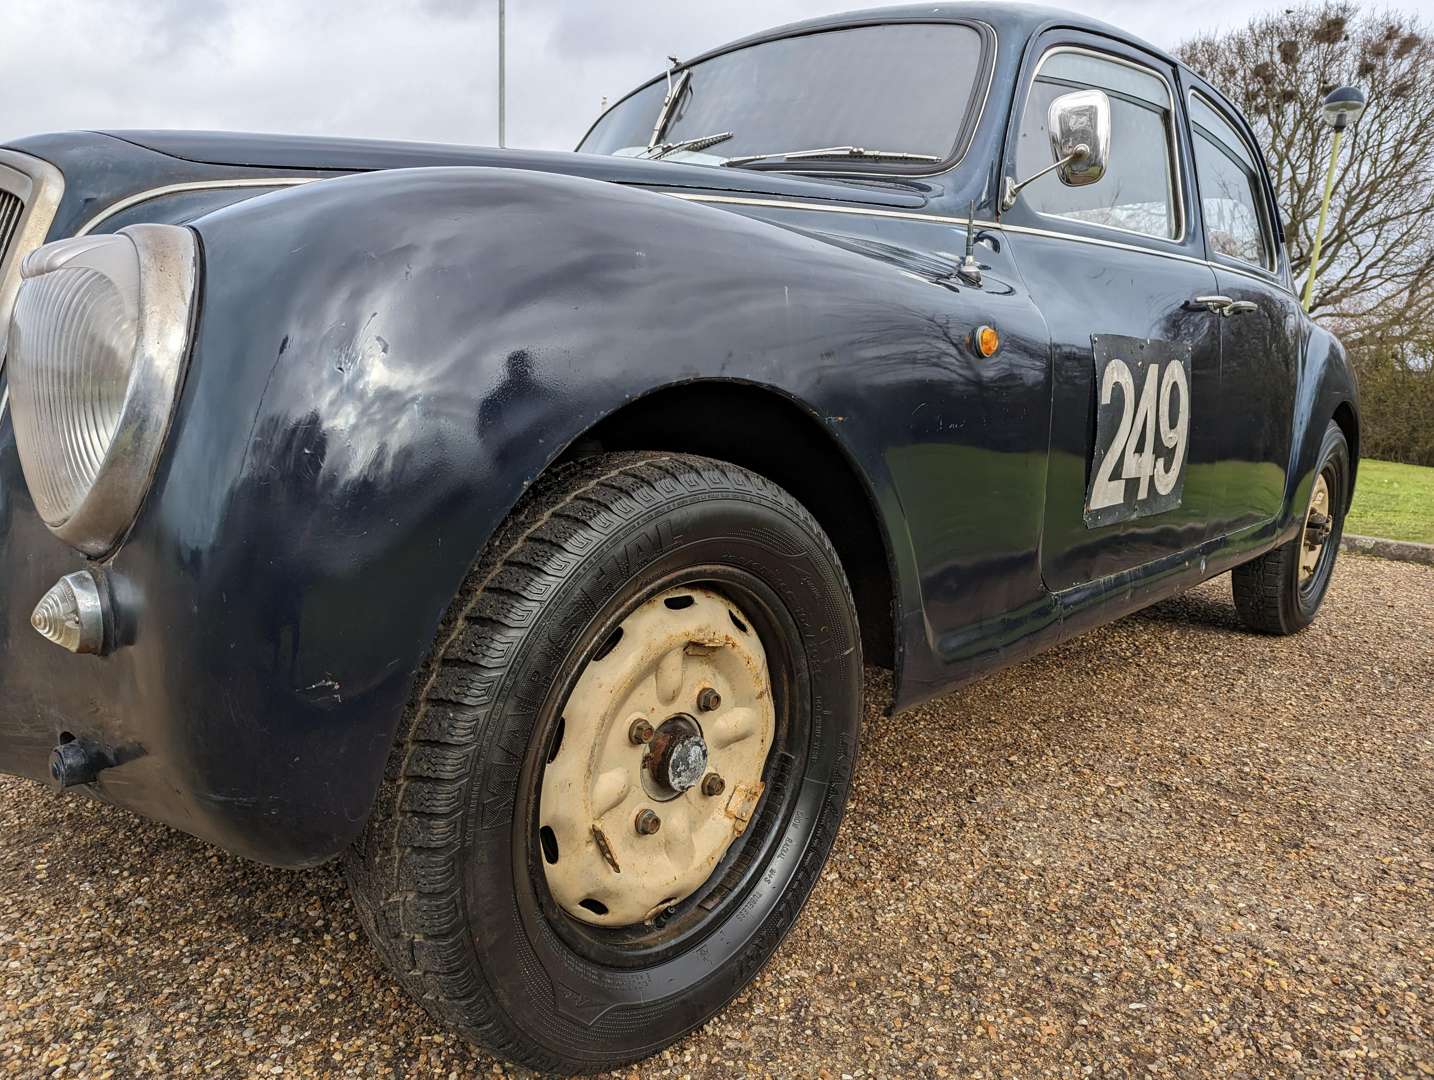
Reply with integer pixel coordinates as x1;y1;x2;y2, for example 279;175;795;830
1153;360;1190;496
1089;358;1134;511
1090;355;1190;513
1122;362;1160;500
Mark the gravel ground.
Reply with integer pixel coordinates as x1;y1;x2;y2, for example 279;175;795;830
2;554;1431;1079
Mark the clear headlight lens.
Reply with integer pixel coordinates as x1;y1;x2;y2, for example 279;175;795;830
7;224;198;556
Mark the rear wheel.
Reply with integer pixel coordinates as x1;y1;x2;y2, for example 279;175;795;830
344;452;861;1073
1232;420;1349;634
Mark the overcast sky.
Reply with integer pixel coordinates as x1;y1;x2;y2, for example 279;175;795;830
4;0;1433;150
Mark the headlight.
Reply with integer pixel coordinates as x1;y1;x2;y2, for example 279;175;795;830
7;224;198;556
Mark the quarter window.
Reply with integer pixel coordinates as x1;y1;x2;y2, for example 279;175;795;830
1189;94;1273;269
1016;50;1180;240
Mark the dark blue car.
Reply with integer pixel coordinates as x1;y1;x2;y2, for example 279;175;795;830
0;4;1356;1071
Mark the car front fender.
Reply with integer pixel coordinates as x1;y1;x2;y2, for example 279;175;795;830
3;165;966;864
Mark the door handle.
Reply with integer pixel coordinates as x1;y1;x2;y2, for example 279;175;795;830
1187;295;1258;317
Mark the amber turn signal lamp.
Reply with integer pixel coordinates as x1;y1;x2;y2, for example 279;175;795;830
973;324;1000;357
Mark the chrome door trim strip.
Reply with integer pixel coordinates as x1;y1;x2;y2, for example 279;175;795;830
671;191;980;228
993;217;1208;267
1208;256;1298;297
669;192;1298;296
75;177;320;236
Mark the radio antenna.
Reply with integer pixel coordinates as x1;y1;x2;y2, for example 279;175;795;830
958;200;982;286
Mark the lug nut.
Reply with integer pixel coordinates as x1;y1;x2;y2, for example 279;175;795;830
629;718;655;745
634;809;661;835
697;687;722;712
701;772;726;797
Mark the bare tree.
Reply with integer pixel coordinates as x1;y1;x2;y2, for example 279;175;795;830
1179;4;1434;336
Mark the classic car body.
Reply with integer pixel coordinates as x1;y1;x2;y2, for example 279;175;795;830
1;8;1360;1067
0;4;1357;867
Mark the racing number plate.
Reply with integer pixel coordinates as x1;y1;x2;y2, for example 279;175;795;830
1084;334;1193;529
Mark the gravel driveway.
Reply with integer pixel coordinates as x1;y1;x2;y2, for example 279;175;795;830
2;554;1430;1079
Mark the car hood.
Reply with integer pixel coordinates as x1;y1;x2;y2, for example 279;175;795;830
100;130;932;209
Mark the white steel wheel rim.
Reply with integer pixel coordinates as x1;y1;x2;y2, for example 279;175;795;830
1301;472;1332;581
539;585;776;928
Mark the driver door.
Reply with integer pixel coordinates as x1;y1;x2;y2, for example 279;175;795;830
999;34;1227;592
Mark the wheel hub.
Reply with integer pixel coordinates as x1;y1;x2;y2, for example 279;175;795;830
1301;472;1332;581
538;586;775;927
643;716;709;798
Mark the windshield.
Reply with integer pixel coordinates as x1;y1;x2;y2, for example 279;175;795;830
578;23;987;169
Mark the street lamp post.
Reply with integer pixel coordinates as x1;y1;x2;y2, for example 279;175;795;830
498;0;506;148
1301;85;1367;312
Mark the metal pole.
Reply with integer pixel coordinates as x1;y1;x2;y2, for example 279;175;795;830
498;0;506;148
1301;126;1343;312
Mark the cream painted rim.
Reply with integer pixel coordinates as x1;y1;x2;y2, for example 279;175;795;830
1301;472;1332;581
539;586;775;927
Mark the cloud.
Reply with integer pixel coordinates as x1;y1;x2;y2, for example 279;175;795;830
3;0;1433;151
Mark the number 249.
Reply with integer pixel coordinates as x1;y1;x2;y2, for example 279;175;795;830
1089;357;1190;512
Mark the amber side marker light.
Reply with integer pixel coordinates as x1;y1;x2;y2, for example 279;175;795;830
974;324;1000;357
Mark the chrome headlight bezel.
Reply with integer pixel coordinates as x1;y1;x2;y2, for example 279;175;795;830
7;223;199;557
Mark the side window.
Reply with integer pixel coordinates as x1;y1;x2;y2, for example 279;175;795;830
1016;50;1180;240
1189;94;1273;270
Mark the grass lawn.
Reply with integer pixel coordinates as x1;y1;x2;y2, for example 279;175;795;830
1347;459;1434;544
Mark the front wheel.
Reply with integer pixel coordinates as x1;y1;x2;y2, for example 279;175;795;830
344;452;861;1073
1232;420;1350;634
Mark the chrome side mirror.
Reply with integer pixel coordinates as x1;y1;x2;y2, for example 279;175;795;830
1001;88;1112;211
1048;89;1109;186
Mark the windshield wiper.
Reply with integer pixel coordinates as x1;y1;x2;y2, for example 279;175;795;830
647;63;691;150
642;131;734;160
721;146;943;168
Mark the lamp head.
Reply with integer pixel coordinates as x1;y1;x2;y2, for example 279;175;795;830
1322;85;1366;130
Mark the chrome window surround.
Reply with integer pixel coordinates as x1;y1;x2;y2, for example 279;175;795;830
75;177;319;237
1187;89;1280;275
1016;45;1187;245
668;192;1298;298
0;148;66;400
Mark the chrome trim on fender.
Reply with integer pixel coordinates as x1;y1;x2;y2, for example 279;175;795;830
671;191;982;227
75;177;319;237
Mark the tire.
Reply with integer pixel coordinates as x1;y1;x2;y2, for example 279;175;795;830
343;452;862;1073
1232;420;1349;635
